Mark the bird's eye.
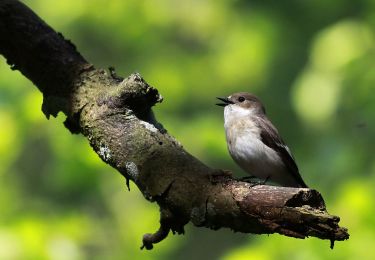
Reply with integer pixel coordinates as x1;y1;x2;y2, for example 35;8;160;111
238;96;245;102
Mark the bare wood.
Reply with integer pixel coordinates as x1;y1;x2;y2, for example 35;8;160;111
0;0;349;249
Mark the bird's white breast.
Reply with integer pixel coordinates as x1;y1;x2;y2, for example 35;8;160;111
223;105;284;179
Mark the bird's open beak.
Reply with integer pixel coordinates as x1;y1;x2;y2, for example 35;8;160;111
216;97;233;107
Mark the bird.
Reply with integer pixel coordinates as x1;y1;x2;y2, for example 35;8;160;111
216;92;308;188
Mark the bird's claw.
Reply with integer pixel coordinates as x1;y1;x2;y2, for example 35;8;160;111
249;176;270;187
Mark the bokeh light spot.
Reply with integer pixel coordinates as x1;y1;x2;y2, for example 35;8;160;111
311;20;374;72
292;71;341;126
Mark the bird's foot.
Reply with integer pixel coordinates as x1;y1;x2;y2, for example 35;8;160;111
246;176;270;187
262;176;270;185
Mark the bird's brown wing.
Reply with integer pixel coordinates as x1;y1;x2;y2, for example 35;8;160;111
255;116;308;188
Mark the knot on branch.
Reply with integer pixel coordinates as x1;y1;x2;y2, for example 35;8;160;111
97;72;163;114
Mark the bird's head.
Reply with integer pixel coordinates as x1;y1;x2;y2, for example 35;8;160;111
216;92;266;115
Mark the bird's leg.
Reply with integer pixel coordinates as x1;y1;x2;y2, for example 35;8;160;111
262;176;270;185
249;176;270;187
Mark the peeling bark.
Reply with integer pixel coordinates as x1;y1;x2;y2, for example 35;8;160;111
0;0;349;250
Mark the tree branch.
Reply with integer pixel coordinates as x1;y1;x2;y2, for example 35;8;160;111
0;0;349;250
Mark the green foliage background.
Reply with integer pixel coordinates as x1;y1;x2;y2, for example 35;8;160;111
1;0;375;259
